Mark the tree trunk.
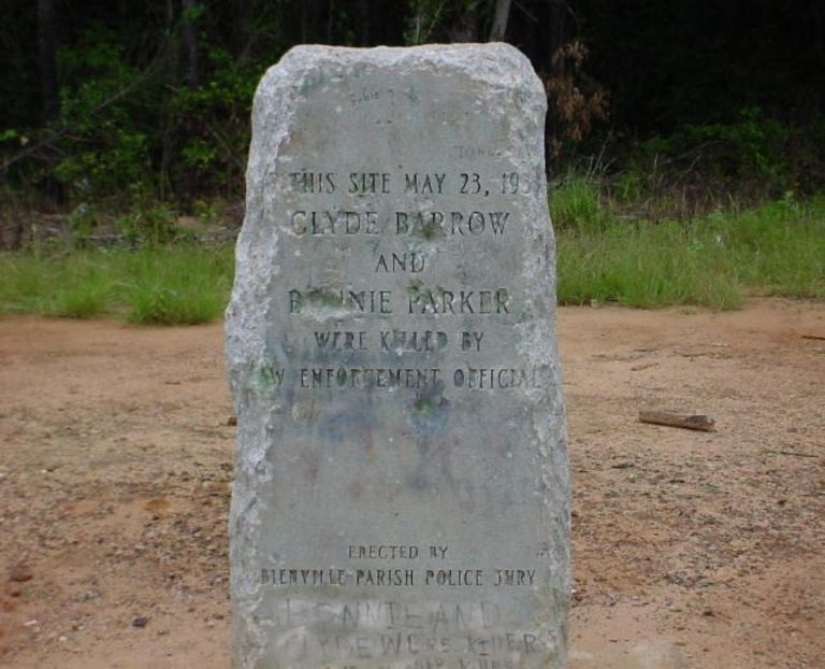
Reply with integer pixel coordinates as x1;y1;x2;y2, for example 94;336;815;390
355;0;371;45
489;0;512;42
37;0;62;204
182;0;200;88
37;0;59;123
547;0;568;65
232;0;252;57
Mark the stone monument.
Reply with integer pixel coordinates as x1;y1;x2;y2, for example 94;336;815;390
226;43;569;669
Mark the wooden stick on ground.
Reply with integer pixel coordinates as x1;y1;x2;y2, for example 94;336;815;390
639;410;716;432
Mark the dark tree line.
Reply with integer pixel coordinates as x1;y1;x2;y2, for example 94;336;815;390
577;0;825;131
1;0;823;207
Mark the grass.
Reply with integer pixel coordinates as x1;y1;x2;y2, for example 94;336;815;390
0;244;234;325
553;179;825;309
121;246;234;325
1;185;823;324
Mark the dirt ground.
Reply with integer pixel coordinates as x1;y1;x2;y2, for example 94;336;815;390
1;299;823;669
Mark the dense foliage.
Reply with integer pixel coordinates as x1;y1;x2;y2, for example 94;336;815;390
1;0;824;228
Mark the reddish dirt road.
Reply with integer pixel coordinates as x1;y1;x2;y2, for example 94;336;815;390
1;299;823;668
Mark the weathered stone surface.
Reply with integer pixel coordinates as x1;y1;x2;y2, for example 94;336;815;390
226;43;569;669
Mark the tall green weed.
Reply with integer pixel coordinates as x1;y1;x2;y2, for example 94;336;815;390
123;246;233;325
553;178;824;308
0;245;234;324
709;196;825;298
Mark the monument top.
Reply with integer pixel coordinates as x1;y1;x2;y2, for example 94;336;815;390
257;42;542;88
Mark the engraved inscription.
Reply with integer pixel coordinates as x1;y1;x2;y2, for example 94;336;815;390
228;46;566;669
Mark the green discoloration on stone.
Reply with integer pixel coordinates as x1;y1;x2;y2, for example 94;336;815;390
305;287;343;307
420;219;443;240
247;363;284;399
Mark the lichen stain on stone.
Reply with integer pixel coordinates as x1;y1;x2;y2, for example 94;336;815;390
290;286;384;320
299;450;321;483
405;282;450;308
294;66;329;98
246;363;285;400
404;382;458;492
407;381;449;435
420;219;445;240
319;411;379;443
406;433;461;496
